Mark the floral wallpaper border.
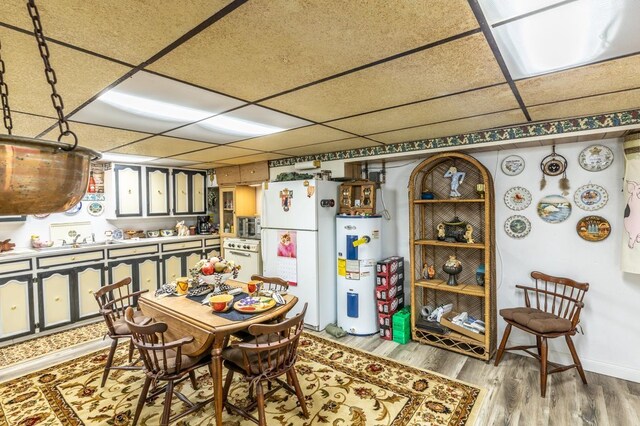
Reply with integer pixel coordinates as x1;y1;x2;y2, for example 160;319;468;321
268;109;640;168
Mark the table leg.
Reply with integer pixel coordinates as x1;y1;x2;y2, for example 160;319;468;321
211;334;225;425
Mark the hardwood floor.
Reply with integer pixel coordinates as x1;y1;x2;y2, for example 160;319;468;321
1;331;638;425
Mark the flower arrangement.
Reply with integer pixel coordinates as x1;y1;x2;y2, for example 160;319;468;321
190;256;240;286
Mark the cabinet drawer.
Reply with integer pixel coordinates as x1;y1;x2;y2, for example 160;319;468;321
0;258;32;275
38;250;105;269
205;238;221;247
240;161;269;183
216;166;240;185
108;244;159;259
162;240;203;253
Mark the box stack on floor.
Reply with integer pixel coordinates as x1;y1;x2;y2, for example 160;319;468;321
376;256;405;340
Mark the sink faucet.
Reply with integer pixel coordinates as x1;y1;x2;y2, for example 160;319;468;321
72;234;82;248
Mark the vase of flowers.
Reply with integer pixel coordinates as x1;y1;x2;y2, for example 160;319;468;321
190;256;240;290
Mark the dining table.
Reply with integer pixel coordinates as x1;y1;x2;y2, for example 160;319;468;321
137;280;298;426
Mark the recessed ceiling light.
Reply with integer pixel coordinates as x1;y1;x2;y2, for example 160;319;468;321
198;115;285;136
99;91;213;122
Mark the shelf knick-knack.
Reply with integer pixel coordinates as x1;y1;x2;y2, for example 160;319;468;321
443;255;462;286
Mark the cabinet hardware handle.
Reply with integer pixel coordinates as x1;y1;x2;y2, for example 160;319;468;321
128;189;132;194
133;250;137;253
55;297;60;301
88;289;93;294
71;257;76;261
10;305;16;310
181;190;186;194
146;279;151;283
158;190;162;194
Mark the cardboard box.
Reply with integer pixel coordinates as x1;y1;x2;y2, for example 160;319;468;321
376;283;404;300
377;293;405;314
377;257;400;275
378;313;392;327
439;312;484;342
379;324;392;340
376;271;399;288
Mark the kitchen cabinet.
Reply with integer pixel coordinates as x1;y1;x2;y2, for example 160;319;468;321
191;171;207;214
216;166;241;186
37;270;73;331
146;167;170;216
173;169;206;215
217;161;269;185
114;164;143;217
408;152;496;361
107;244;161;294
205;237;221;259
76;264;105;320
219;185;256;238
0;274;34;342
161;250;203;283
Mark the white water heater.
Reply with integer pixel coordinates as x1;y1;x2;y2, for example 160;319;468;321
336;215;382;335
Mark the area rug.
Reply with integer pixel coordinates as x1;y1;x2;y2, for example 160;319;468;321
0;333;484;425
0;322;107;369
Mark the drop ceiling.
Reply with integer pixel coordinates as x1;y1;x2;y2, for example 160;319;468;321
1;0;639;168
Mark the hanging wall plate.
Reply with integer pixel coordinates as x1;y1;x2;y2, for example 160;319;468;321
576;215;611;242
504;186;532;211
573;184;608;211
537;195;571;224
501;155;525;176
578;145;614;171
504;215;531;239
64;202;82;216
87;201;104;216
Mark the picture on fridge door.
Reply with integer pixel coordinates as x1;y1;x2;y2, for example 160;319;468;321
277;231;297;258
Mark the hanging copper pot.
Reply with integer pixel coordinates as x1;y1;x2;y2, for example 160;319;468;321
0;135;99;215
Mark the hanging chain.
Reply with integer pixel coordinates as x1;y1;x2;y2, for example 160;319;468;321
27;0;77;150
0;40;13;135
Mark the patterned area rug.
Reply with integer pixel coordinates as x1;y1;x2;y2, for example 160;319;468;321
0;334;484;425
0;322;107;369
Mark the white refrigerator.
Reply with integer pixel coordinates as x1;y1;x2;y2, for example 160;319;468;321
261;180;340;330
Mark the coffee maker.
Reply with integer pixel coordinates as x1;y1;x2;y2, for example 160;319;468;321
197;216;212;234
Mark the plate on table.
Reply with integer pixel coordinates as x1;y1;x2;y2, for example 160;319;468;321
504;186;532;211
64;202;82;215
578;145;614;171
501;155;525;176
574;184;608;211
233;296;276;313
504;215;531;239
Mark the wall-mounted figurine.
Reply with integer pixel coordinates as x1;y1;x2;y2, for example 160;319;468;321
444;166;465;198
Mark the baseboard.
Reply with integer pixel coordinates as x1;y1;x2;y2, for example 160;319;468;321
507;337;640;383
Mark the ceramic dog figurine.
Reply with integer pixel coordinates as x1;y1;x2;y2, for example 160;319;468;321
175;221;189;237
0;239;15;253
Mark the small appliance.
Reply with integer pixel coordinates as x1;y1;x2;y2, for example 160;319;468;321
237;216;261;239
197;216;212;234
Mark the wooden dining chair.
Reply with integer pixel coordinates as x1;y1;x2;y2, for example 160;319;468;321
250;274;289;293
494;271;589;397
221;303;309;426
93;277;150;387
124;307;214;426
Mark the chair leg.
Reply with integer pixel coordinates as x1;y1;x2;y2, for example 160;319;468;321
288;368;309;418
540;337;548;398
101;339;118;387
536;336;542;357
132;377;152;426
494;324;512;366
255;381;266;426
128;339;135;363
160;381;174;426
565;335;588;385
222;369;234;414
189;371;198;390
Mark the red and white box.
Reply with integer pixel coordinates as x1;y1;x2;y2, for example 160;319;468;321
377;257;400;275
376;271;399;289
378;313;392;327
387;256;404;271
377;294;405;314
379;324;392;340
376;283;402;300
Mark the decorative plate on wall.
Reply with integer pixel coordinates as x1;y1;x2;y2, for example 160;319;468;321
64;202;82;216
87;202;104;216
537;195;571;224
578;145;614;171
504;186;532;211
504;215;531;239
574;184;608;211
576;215;611;242
501;155;525;176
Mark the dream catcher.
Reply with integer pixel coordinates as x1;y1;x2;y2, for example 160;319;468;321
540;145;570;195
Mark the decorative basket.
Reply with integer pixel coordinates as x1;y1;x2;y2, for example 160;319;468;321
200;273;233;286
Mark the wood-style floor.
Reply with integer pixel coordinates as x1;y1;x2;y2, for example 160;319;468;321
1;331;638;425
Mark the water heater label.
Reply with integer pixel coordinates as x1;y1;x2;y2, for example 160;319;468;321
337;258;346;277
346;259;360;280
372;230;380;239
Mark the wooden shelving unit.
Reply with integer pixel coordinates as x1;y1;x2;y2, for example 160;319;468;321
408;152;496;361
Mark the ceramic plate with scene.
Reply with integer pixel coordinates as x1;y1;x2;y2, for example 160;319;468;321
537;195;571;224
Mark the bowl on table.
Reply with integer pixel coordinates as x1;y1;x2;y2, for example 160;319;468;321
209;294;234;313
200;272;233;286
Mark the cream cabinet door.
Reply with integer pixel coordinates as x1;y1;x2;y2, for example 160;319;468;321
191;172;206;214
147;167;169;216
109;261;135;293
186;251;203;271
76;266;104;319
206;248;221;259
115;164;142;216
138;257;160;294
39;272;72;329
0;276;32;340
173;170;190;214
163;254;183;283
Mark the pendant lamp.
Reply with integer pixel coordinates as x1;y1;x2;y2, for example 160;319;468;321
0;0;100;215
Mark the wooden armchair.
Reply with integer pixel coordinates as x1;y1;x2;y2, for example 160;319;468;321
494;271;589;397
93;277;150;387
124;307;214;426
222;303;309;426
250;274;289;293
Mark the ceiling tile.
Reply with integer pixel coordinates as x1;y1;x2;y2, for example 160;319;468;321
328;84;519;135
368;110;527;144
112;136;216;157
147;1;478;101
100;153;158;163
219;153;288;165
528;88;640;122
229;125;352;151
41;122;149;152
170;145;259;161
186;161;234;169
146;158;200;167
516;54;640;106
260;33;506;122
167;104;309;143
1;0;232;65
278;137;376;157
73;71;245;134
7;112;57;138
0;27;130;118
